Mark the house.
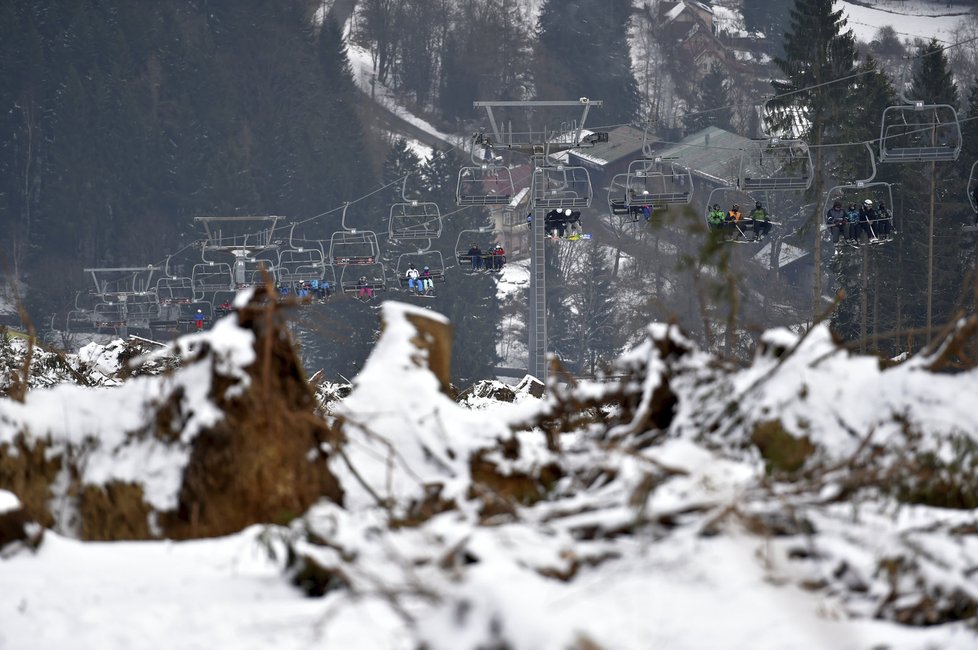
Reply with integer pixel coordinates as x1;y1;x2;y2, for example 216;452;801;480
657;1;753;78
566;124;647;192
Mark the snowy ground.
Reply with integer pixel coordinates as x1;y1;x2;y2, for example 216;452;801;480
496;258;530;371
837;1;973;44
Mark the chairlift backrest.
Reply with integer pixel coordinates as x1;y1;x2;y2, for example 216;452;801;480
389;200;443;240
879;102;962;163
456;165;516;206
530;164;591;209
738;137;812;191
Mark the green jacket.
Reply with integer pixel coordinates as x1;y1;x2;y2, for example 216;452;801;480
749;208;768;222
707;209;725;225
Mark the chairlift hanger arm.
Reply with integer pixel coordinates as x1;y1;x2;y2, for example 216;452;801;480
472;99;604;150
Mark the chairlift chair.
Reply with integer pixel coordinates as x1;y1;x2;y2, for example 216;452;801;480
93;301;126;329
390;176;444;240
395;247;447;289
738;137;813;191
338;263;387;300
624;157;693;206
607;173;648;223
454;227;497;272
191;262;234;299
879;100;962;163
705;186;771;243
329;203;382;266
530;163;592;209
156;276;194;305
823;181;897;246
66;309;98;334
277;247;326;285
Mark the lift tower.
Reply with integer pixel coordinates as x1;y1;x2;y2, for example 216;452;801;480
470;99;605;384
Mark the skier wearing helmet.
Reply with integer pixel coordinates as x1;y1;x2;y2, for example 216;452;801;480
859;199;879;242
194;309;205;331
749;200;771;241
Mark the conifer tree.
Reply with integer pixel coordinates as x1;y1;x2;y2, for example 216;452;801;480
766;0;858;315
567;241;619;377
534;0;638;124
900;40;966;344
683;65;732;134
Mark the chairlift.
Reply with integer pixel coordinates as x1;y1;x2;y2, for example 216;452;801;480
456;136;516;206
624;156;693;206
124;293;161;326
395;245;446;290
65;308;98;334
192;262;234;298
704;186;772;243
156;276;194;305
530;163;591;209
741;100;814;191
338;263;387;300
93;301;126;329
329;203;382;266
963;161;978;233
879;100;962;163
607;173;647;223
454;227;498;272
389;176;443;240
823;181;897;247
738;137;813;191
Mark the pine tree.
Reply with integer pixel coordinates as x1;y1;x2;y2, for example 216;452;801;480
899;40;967;345
534;0;639;124
742;0;792;57
567;241;619;377
683;65;732;134
767;0;859;316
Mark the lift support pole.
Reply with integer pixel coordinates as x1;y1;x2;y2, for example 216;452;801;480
472;99;604;385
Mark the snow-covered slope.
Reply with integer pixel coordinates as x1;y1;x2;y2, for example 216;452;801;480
2;300;976;649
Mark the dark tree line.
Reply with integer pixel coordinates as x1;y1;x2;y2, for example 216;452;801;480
0;1;370;321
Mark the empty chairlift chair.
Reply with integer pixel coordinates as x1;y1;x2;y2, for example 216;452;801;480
329;203;382;267
965;161;978;233
879;100;961;163
738;137;813;191
531;163;592;209
625;156;693;206
390;176;444;240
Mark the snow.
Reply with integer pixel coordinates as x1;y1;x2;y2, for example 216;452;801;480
3;306;978;648
0;314;253;511
0;489;20;515
344;36;456;150
837;1;972;45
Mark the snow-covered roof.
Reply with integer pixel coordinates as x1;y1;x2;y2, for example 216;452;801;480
653;127;754;186
568;125;646;167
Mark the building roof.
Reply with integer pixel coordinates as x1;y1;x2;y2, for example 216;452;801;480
568;125;647;167
651;126;755;186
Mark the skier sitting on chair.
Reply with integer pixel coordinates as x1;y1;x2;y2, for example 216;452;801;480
826;201;846;246
725;204;743;239
405;263;421;293
749;201;771;241
420;266;434;293
876;201;892;240
845;203;861;245
859;199;878;242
